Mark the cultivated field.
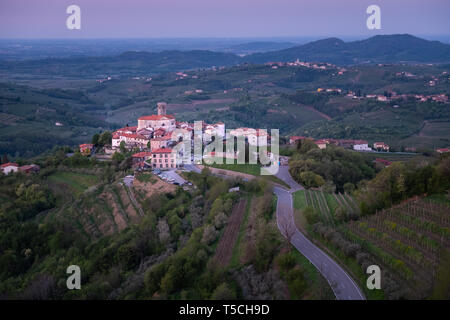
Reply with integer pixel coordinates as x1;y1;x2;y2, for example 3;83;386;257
214;198;248;267
293;189;359;226
344;197;450;297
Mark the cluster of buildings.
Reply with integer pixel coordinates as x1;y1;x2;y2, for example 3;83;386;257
317;88;448;104
86;102;228;170
1;162;40;175
265;59;346;75
289;136;389;152
77;101;278;171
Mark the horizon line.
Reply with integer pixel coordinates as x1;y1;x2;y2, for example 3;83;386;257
1;33;450;41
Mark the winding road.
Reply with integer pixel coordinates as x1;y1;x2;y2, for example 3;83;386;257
274;166;365;300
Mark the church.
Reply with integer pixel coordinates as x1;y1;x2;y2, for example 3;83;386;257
137;102;176;132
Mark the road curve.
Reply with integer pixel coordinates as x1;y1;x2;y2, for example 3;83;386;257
274;166;365;300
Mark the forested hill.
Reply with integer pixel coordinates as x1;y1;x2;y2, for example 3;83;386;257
244;34;450;65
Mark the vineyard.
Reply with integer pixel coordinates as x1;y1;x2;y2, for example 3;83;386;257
344;197;450;296
294;189;360;225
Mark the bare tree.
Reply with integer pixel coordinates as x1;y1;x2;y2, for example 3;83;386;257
278;214;295;250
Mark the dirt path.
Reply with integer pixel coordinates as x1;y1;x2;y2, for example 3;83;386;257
214;198;248;267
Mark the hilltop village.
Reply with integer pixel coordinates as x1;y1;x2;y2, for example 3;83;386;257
78;102;272;170
73;100;450;173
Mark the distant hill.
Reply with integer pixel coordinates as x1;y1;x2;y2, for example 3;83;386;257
1;34;450;78
0;50;242;77
244;34;450;65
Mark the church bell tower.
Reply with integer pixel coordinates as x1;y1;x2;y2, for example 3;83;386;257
157;102;167;116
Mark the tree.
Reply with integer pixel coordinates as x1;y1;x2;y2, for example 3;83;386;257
2;154;8;164
91;133;100;145
211;283;236;300
278;214;295;250
98;131;112;146
343;182;355;194
119;141;127;154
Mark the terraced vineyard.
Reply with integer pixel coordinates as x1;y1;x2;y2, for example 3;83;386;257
294;189;359;225
343;197;450;297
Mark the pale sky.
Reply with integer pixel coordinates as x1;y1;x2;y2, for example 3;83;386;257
0;0;449;38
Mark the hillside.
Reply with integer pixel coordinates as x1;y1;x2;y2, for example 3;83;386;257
244;34;450;65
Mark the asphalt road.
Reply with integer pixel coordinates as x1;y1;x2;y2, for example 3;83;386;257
273;166;365;300
159;169;187;185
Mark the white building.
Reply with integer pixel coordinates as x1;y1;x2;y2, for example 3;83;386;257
353;141;372;151
1;162;19;175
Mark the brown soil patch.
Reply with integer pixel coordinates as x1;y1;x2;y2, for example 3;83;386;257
103;192;128;232
118;185;140;223
214;198;248;266
132;177;177;196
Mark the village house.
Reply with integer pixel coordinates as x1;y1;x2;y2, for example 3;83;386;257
113;133;149;149
151;148;177;169
373;142;390;151
79;144;94;156
1;162;19;175
314;140;328;149
230;128;270;146
115;126;138;135
132;151;152;168
18;164;40;174
436;148;450;154
150;135;172;150
353;140;372;151
153;128;167;138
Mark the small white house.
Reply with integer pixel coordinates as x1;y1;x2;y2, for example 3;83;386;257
353;141;372;151
1;162;19;175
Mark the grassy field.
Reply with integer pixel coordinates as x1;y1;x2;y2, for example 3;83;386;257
47;171;99;196
206;160;290;189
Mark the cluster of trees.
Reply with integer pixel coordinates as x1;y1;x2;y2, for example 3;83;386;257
91;131;112;147
357;154;450;215
289;141;375;191
0;174;55;222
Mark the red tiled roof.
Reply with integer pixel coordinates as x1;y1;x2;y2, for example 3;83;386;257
152;134;172;141
121;133;147;140
132;152;152;158
138;115;175;121
437;148;450;153
116;126;137;132
79;144;93;148
112;135;120;139
315;140;328;144
1;162;19;168
152;148;173;153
